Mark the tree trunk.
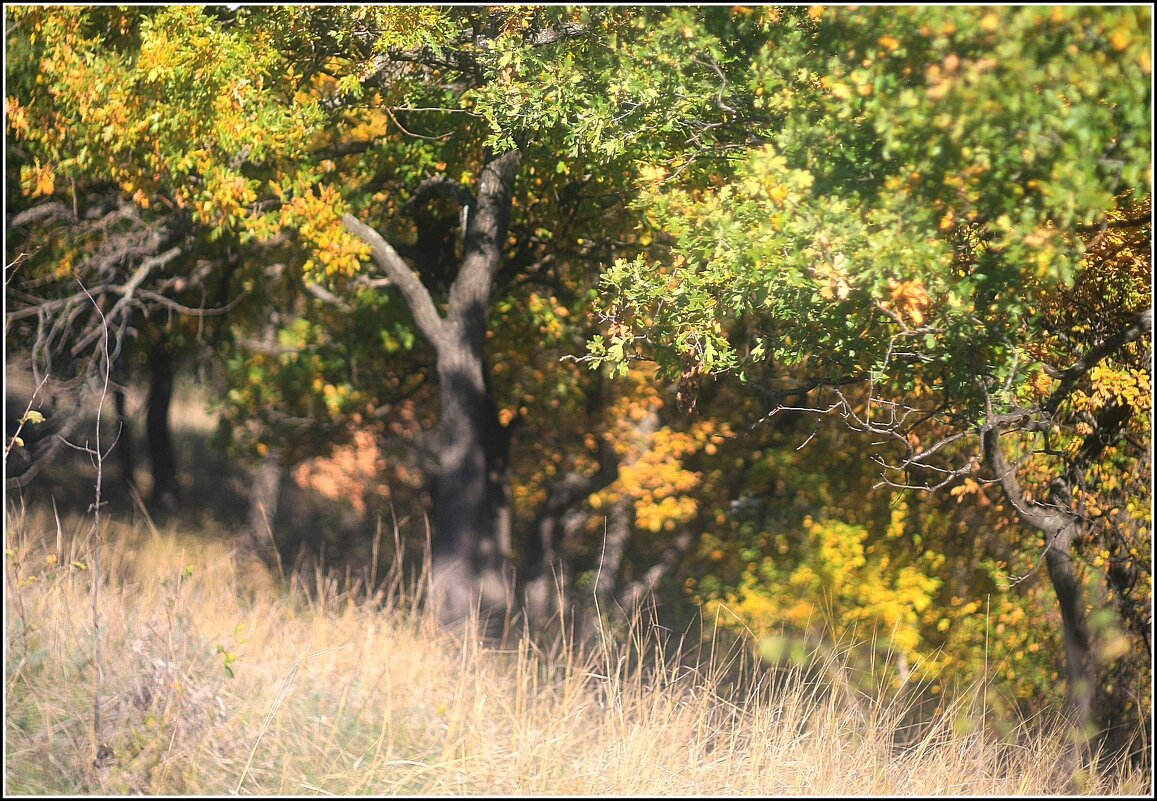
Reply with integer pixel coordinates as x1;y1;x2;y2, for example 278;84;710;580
521;438;619;630
583;407;659;635
428;342;514;629
984;427;1097;738
112;383;137;496
146;342;177;510
1041;515;1095;730
245;449;284;571
344;148;523;632
620;530;693;618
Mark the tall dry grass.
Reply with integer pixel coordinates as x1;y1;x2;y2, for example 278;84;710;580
4;504;1151;796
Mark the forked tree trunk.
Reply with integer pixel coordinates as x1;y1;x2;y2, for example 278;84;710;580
344;148;522;631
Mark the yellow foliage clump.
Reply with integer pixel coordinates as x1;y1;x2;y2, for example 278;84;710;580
281;184;369;277
715;511;941;666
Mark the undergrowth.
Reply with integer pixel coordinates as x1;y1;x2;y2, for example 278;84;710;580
4;504;1151;796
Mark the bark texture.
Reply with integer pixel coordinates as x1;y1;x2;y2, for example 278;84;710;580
146;342;177;510
344;149;522;630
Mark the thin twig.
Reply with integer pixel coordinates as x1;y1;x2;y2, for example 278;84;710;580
3;372;50;461
75;279;112;771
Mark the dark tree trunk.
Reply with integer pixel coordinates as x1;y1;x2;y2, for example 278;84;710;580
429;342;515;628
343;148;522;631
112;383;137;496
520;438;618;629
146;342;178;510
1042;517;1095;728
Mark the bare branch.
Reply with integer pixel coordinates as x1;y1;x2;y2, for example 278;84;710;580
8;201;74;228
303;281;351;311
342;213;447;347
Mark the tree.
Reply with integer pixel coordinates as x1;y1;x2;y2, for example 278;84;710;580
5;5;325;506
6;5;768;627
590;6;1151;743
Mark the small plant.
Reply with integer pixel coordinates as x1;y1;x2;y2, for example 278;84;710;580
4;374;48;460
216;640;240;680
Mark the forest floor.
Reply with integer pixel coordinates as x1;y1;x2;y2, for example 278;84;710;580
5;510;1152;795
4;378;1152;796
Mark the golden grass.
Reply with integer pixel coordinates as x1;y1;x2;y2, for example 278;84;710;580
4;504;1151;796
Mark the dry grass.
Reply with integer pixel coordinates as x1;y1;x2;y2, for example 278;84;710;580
4;504;1151;796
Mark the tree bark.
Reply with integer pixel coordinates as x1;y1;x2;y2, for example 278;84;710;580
620;530;693;617
429;341;515;628
521;438;619;629
245;449;284;571
583;406;660;634
112;383;137;496
343;148;522;631
146;342;178;510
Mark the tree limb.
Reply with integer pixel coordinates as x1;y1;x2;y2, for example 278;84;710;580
1043;306;1152;415
342;213;448;347
446;149;521;333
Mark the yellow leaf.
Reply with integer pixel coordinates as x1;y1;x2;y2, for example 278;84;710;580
830;82;852;101
34;165;56;197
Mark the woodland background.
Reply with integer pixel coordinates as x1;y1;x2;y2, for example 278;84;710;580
4;6;1152;792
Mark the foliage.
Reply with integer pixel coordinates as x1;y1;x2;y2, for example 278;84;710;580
592;6;1150;415
585;5;1151;738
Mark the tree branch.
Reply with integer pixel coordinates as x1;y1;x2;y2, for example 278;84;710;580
446;149;521;332
342;213;447;347
8;201;74;228
525;21;586;47
982;424;1067;536
1043;306;1152;415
